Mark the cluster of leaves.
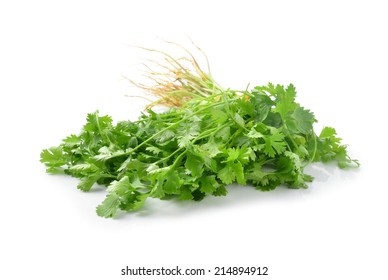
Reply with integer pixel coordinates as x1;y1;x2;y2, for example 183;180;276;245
41;83;358;218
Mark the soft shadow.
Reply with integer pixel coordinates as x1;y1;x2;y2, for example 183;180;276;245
114;183;306;221
304;162;334;182
304;161;361;182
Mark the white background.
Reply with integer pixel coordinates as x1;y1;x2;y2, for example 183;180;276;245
1;1;387;279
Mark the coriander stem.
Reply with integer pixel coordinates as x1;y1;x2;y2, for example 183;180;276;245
303;130;317;168
171;150;187;169
124;102;223;157
95;113;111;144
194;122;231;142
282;123;298;151
154;147;184;165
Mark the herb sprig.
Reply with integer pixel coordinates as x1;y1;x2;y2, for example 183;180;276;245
41;45;359;218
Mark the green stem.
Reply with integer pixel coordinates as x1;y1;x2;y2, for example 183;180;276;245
116;102;224;164
194;122;231;142
95;113;112;144
171;150;187;169
154;147;184;165
282;123;298;151
303;130;317;168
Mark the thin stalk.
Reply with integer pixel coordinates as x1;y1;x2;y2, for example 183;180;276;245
118;102;223;162
303;131;318;168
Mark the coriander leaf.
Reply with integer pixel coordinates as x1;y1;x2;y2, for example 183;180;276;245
84;111;113;133
263;129;286;157
230;161;246;185
215;126;230;141
40;146;67;170
155;129;175;144
274;84;297;120
62;134;81;147
185;153;204;177
247;127;264;139
179;186;194;200
234;112;245;127
130;193;149;211
218;164;234;184
218;161;246;185
145;146;163;155
201;141;221;158
199;175;219;194
96;193;120;218
163;170;181;194
212;185;228;196
107;176;132;196
291;106;315;134
250;90;274;122
77;176;99;192
211;109;228;124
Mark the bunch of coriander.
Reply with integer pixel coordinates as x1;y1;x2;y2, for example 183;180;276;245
41;44;359;218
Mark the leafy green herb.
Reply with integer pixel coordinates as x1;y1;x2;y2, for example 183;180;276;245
40;45;359;218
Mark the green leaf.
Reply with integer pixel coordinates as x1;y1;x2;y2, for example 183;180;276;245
234;113;245;127
292;106;315;134
226;148;240;162
225;147;251;165
68;163;98;176
150;180;165;198
215;126;230;141
130;193;149;211
263;129;286;157
230;161;245;185
145;146;163;155
274;84;297;119
107;176;132;196
211;109;228;124
179;186;194;200
247;127;264;139
320;126;337;138
185;153;204;177
84;111;113;133
218;161;245;185
77;176;99;192
96;193;120;218
155;129;175;144
201;141;221;158
250;90;274;122
218;164;234;184
177;133;194;148
62;134;81;147
40;147;67;168
246;163;267;182
213;185;228;196
163;170;181;194
199;175;219;194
